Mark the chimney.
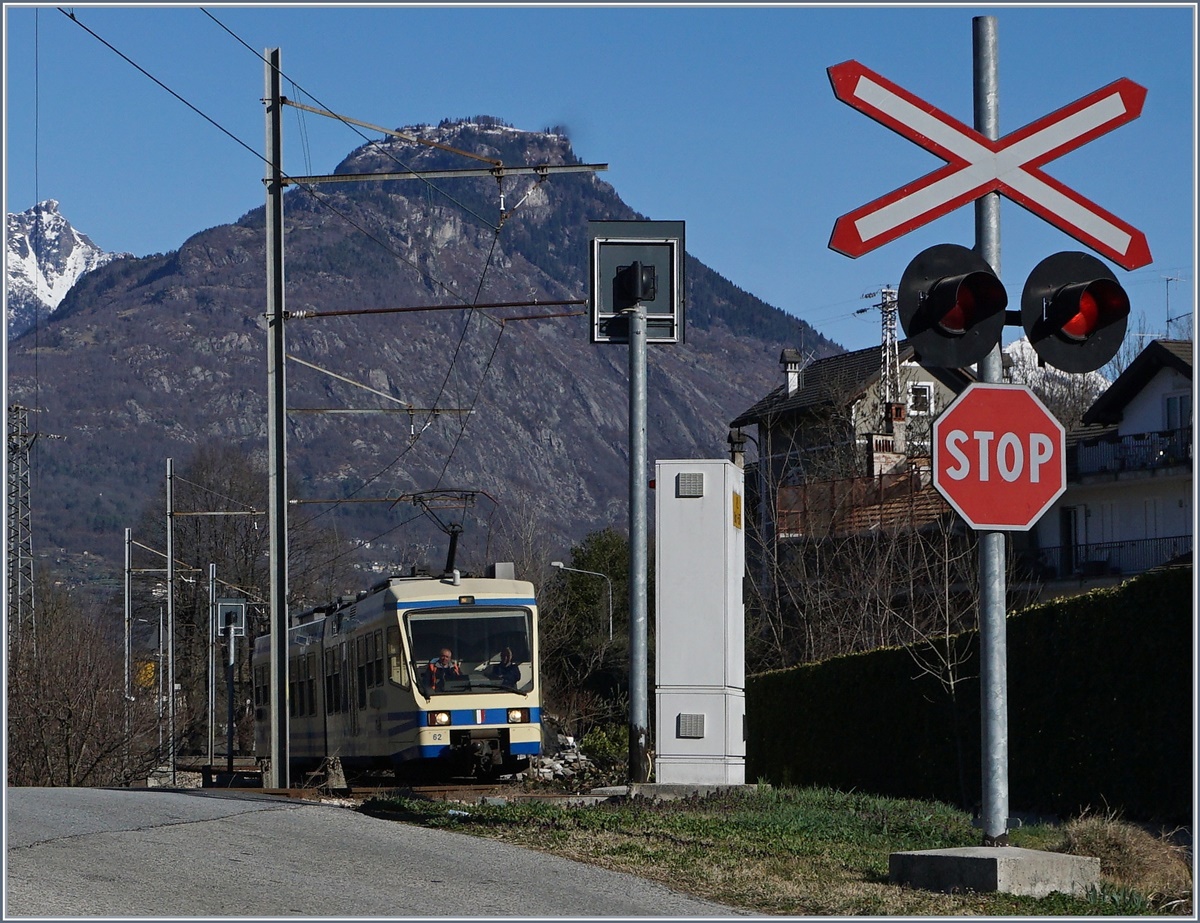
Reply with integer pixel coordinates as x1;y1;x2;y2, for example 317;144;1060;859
888;402;907;454
780;348;804;396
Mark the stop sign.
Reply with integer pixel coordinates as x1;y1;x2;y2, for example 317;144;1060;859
933;383;1066;531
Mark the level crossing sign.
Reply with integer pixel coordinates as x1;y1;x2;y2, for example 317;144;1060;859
827;60;1151;270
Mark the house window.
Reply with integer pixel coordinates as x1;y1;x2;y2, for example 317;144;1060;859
1165;392;1191;431
909;383;933;415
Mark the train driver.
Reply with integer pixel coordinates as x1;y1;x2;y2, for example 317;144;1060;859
426;647;461;693
486;647;521;689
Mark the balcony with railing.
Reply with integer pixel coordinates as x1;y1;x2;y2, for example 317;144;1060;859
1070;426;1192;478
1015;534;1192;583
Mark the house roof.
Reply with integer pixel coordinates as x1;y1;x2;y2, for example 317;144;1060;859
1081;339;1193;426
730;340;973;428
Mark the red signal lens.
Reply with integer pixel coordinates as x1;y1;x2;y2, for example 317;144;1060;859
939;286;974;335
1059;279;1130;342
935;271;1005;335
1061;292;1100;340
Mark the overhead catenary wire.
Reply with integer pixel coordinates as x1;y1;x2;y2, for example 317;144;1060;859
58;7;483;312
58;8;577;569
200;7;502;233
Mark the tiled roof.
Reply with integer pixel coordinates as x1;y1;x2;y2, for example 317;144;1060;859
731;342;891;428
730;340;974;428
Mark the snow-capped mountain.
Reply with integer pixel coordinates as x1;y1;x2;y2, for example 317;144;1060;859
6;200;130;339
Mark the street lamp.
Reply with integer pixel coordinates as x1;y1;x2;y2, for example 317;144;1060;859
551;561;614;641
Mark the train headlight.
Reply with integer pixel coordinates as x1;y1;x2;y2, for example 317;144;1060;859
507;708;529;724
428;711;451;727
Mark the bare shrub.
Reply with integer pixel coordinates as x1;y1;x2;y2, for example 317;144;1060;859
1062;810;1194;913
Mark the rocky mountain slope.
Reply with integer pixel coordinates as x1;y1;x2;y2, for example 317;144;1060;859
6;200;130;339
7;117;839;586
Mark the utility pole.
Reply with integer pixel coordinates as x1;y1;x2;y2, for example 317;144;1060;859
878;287;900;406
265;46;290;791
7;405;37;651
973;14;1011;848
7;405;62;652
257;48;607;790
1164;275;1185;337
626;298;649;783
166;458;177;785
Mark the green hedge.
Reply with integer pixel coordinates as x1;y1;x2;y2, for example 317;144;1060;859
746;566;1192;824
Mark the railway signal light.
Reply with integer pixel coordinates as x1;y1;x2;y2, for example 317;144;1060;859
1021;251;1131;373
899;243;1008;368
614;260;657;308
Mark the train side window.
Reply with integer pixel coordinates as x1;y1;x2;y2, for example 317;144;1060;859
356;636;368;709
297;655;308;717
372;630;385;687
305;652;317;716
365;631;377;687
288;656;298;718
386;625;409;688
253;665;268;707
324;649;340;714
339;642;349;713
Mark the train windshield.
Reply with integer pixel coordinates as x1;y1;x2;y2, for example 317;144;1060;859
406;607;534;696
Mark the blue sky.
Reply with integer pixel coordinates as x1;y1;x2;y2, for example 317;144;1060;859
4;3;1195;352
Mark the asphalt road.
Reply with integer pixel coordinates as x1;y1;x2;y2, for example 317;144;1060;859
6;787;742;917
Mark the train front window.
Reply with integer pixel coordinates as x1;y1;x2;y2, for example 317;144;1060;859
406;608;533;696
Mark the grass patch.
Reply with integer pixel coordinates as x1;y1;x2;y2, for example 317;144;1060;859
361;786;1193;915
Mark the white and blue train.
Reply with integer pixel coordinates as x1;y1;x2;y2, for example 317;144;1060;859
253;567;541;781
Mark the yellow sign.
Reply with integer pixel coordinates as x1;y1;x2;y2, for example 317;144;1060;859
134;660;156;689
732;491;743;531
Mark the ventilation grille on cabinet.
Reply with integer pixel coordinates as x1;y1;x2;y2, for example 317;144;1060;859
677;713;706;739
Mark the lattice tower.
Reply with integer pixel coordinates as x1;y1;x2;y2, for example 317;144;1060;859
7;405;37;648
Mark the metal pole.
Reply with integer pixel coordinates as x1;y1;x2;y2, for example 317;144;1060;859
166;458;176;785
124;528;132;776
227;620;236;774
606;579;613;643
208;563;216;768
627;303;649;783
973;14;1010;847
265;47;290;790
158;606;164;766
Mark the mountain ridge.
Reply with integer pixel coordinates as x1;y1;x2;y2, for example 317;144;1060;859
7;118;840;593
6;199;131;339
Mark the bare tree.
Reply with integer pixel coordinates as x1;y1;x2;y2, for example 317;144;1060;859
8;574;160;786
130;442;357;758
1006;340;1107;431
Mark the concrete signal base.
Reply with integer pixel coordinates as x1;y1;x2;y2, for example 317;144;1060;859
890;847;1100;898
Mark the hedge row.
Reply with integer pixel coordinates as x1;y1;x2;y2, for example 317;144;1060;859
746;566;1193;824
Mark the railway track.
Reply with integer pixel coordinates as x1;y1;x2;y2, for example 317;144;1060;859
256;779;620;806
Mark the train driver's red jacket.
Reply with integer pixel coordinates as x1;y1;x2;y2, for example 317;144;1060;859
426;658;461;692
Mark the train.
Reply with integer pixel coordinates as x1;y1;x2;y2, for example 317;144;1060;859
252;564;541;782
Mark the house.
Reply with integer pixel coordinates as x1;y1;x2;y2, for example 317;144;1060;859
729;342;978;668
1028;339;1193;583
729;341;973;547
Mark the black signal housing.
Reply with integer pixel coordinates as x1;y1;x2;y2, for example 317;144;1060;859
1021;251;1130;373
898;243;1008;368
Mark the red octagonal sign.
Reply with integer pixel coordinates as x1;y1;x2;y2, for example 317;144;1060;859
934;384;1066;531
